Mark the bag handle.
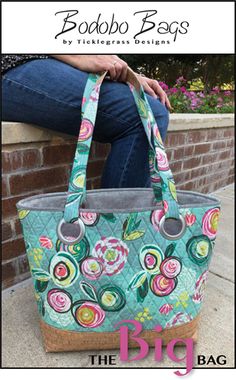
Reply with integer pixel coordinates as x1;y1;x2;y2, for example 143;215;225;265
63;68;179;223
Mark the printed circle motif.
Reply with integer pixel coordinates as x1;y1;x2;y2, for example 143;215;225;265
155;148;169;171
202;208;220;240
78;119;93;141
80;212;99;226
160;257;182;279
139;244;165;274
150;210;165;231
92;237;129;276
47;289;72;313
72;301;105;328
186;235;212;265
80;257;103;280
150;274;177;297
56;236;90;262
97;285;126;312
49;252;79;287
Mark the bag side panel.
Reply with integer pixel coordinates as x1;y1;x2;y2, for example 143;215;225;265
18;204;220;333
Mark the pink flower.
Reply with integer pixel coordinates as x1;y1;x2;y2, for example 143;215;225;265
153;124;163;143
169;87;178;94
185;213;196;226
92;237;129;276
165;312;192;328
47;289;72;313
80;212;99;226
74;301;105;328
80;257;104;280
176;76;187;86
150;274;177;297
212;86;220;93
159;81;169;91
183;91;192;99
180;86;187;93
189;91;196;98
202;207;220;239
163;200;169;214
190;97;201;109
155;148;169;171
151;209;165;231
198;92;205;98
160;257;182;279
192;270;208;304
224;90;231;96
159;303;174;315
191;98;198;105
39;236;53;249
78;119;93;141
90;85;100;102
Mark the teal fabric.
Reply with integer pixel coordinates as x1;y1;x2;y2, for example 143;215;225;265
18;203;220;331
17;71;221;333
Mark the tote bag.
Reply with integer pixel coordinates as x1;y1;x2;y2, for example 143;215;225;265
16;68;221;352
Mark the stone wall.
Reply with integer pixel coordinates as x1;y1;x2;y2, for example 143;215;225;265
1;114;234;288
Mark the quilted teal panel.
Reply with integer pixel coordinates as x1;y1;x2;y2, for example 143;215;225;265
18;203;220;332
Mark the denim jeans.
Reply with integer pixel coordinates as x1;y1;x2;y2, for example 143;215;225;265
2;58;169;188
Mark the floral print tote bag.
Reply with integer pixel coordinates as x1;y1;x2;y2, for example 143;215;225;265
16;68;221;352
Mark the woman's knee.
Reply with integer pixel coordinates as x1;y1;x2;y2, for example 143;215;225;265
147;95;170;141
3;58;88;108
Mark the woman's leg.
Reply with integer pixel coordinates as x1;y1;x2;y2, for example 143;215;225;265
2;58;169;188
2;58;89;135
98;94;169;188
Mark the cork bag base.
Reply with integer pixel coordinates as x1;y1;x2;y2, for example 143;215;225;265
40;316;199;353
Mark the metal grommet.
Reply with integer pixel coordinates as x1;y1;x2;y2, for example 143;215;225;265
159;214;186;240
57;218;85;245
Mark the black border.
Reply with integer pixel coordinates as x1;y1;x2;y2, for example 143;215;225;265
1;0;235;372
1;0;235;54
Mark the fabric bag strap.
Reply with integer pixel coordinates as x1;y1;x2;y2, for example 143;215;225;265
63;69;179;222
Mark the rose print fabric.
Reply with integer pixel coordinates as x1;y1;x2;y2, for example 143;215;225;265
18;202;220;332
